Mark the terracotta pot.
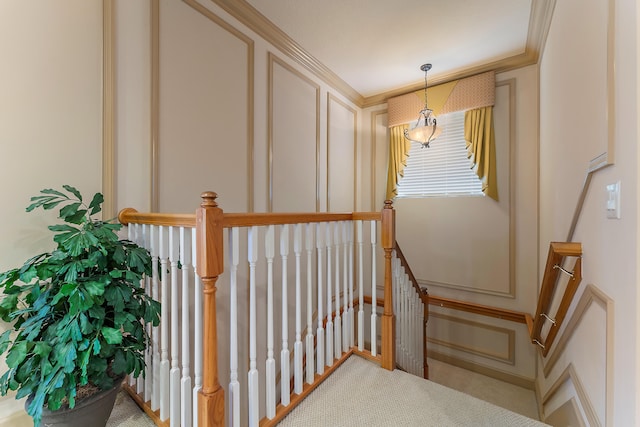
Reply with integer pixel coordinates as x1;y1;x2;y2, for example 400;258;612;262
26;378;124;427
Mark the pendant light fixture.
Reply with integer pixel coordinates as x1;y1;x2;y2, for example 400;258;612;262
404;63;442;148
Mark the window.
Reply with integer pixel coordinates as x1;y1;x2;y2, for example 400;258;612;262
396;110;483;198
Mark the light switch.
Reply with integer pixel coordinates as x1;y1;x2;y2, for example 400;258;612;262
606;181;621;219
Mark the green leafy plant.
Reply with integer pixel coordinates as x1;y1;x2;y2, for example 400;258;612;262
0;186;160;426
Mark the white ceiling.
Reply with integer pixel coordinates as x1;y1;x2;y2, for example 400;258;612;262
244;0;534;98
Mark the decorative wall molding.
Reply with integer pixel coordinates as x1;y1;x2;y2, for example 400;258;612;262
151;0;256;211
429;350;534;390
267;52;321;212
102;0;115;218
542;364;597;427
326;93;357;212
544;397;587;427
209;0;363;106
427;312;515;365
586;0;615;170
370;110;387;211
542;283;613;426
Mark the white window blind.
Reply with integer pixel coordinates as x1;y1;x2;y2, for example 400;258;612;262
396;110;483;198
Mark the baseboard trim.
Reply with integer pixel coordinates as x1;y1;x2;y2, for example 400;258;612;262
429;350;535;390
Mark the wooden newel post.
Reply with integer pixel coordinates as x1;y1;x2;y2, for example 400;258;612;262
420;289;429;379
196;192;225;427
381;200;396;371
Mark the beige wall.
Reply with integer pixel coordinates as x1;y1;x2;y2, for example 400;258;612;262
363;66;540;384
538;0;639;425
0;1;104;424
114;0;152;213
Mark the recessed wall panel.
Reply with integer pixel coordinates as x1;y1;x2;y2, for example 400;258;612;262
270;57;319;212
158;0;250;213
327;95;356;212
427;313;514;364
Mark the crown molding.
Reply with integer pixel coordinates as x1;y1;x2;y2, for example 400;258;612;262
210;0;555;110
362;0;556;108
210;0;363;106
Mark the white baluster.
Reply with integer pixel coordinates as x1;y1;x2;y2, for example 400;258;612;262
370;221;377;356
392;256;398;360
293;224;303;394
280;224;291;406
348;221;355;349
403;270;408;369
325;223;334;367
265;225;276;419
169;227;180;427
180;227;192;427
333;222;341;360
127;224;138;388
248;226;259;427
394;256;401;365
139;224;148;395
159;226;170;419
192;228;202;427
305;224;315;384
357;221;364;351
413;286;419;375
342;221;349;353
150;225;160;411
316;223;325;375
227;228;240;427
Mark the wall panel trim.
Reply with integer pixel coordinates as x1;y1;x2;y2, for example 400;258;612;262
103;0;115;218
542;283;613;426
267;53;321;212
326;93;357;212
370;110;387;211
542;364;597;427
429;350;535;390
428;312;515;364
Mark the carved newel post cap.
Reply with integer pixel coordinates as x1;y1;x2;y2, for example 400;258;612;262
200;191;219;208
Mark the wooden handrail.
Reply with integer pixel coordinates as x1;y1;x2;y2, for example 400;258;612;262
118;208;382;229
394;244;428;304
118;207;196;227
531;242;582;356
428;295;532;325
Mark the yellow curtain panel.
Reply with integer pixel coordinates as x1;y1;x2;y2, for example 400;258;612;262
465;106;498;201
386;124;410;200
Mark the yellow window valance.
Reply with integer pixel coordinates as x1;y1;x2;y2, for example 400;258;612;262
387;70;496;127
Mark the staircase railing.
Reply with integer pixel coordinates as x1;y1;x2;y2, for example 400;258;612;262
118;193;399;427
393;243;429;379
530;242;583;356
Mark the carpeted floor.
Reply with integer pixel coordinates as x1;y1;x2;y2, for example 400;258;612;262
427;358;540;420
106;391;155;427
103;356;546;426
276;356;549;427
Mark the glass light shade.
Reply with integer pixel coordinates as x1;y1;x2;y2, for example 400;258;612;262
404;109;442;147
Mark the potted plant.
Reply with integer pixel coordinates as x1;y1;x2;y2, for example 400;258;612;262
0;186;160;427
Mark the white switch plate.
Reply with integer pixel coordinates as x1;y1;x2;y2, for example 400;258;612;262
606;181;621;219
